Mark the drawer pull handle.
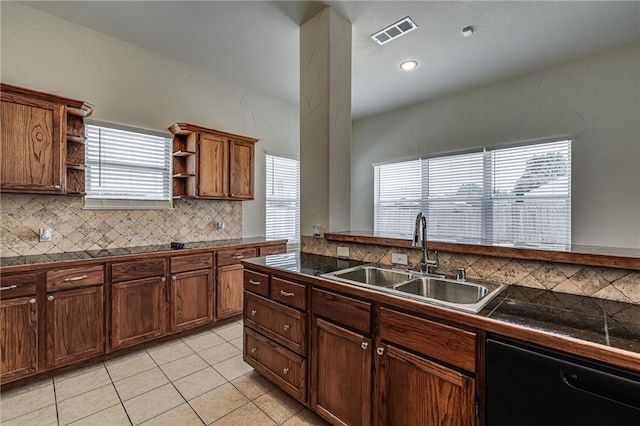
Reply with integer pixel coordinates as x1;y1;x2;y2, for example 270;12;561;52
280;290;294;297
0;285;18;291
47;295;54;301
249;279;261;286
376;347;385;356
283;324;290;331
251;309;257;316
63;275;88;282
361;342;369;350
282;368;289;375
29;298;36;304
232;255;244;259
268;251;278;255
251;347;258;354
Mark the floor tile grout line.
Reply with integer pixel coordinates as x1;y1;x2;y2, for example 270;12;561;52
52;375;60;426
57;383;124;426
103;360;134;426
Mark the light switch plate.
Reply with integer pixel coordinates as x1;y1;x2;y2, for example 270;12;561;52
337;247;350;257
391;252;408;265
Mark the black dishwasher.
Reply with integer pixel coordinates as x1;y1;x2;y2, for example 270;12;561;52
486;337;640;426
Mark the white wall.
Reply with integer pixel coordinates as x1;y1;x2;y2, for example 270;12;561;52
352;43;640;249
0;1;299;239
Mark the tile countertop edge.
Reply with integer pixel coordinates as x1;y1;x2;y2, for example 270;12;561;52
0;238;288;271
242;253;640;373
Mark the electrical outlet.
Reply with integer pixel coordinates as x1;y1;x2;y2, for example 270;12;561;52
391;252;408;265
337;247;349;258
39;228;52;242
217;222;225;231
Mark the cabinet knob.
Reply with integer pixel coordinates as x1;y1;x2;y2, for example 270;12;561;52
172;276;177;281
283;324;290;331
251;347;258;354
361;342;369;350
47;295;54;301
251;309;257;316
29;298;36;304
376;347;385;356
54;185;61;189
280;290;294;297
282;368;289;375
161;277;167;282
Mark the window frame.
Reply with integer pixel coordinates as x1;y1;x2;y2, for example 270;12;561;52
265;153;300;248
374;138;572;248
84;120;173;210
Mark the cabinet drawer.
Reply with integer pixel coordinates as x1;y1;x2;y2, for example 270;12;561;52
271;278;306;310
111;258;166;282
46;265;104;291
312;288;371;335
217;247;257;267
244;327;306;402
244;269;269;297
258;244;286;256
171;253;213;273
244;292;306;355
379;307;477;373
0;273;37;299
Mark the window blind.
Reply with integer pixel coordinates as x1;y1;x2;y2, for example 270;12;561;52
374;139;571;248
266;154;300;247
374;159;422;236
85;123;172;210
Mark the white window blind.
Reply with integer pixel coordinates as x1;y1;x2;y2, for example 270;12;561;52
266;154;299;247
85;122;172;210
374;159;422;236
374;139;571;248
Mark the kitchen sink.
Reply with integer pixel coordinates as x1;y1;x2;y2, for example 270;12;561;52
328;265;414;287
322;265;504;313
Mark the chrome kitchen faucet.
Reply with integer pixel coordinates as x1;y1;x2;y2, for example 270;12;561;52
413;212;438;274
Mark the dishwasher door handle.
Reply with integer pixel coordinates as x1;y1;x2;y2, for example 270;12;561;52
560;368;640;410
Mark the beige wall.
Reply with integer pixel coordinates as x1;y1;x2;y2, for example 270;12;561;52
351;43;640;249
0;1;299;251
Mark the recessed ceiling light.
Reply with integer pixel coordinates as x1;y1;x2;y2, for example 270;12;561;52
371;17;418;46
400;60;418;71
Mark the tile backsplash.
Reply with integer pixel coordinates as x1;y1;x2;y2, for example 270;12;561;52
301;236;640;304
0;194;241;257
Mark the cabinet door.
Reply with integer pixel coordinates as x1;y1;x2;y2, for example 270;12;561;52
46;286;104;368
111;277;164;351
215;264;244;320
0;95;64;192
170;269;213;332
198;133;228;198
229;139;254;199
0;296;38;382
312;317;372;426
375;343;476;426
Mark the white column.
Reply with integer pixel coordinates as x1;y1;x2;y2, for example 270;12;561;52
300;7;352;237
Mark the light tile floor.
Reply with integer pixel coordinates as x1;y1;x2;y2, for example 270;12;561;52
0;319;328;426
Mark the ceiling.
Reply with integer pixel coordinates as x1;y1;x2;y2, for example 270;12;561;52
23;1;640;120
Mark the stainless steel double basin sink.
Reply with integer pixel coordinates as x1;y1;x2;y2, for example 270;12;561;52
321;265;504;313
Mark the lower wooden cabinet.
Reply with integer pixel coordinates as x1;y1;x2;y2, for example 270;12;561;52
0;296;38;383
170;269;213;332
215;264;244;320
45;286;104;368
312;317;372;426
111;277;164;351
376;343;476;426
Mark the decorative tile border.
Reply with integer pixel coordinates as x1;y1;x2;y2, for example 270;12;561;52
301;236;640;304
0;194;242;257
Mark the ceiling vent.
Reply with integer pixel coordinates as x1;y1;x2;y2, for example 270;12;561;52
371;17;417;45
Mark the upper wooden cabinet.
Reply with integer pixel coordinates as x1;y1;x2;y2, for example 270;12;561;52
0;83;94;194
169;123;258;200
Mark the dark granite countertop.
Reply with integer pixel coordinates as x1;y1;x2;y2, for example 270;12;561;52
0;237;280;267
245;252;640;357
